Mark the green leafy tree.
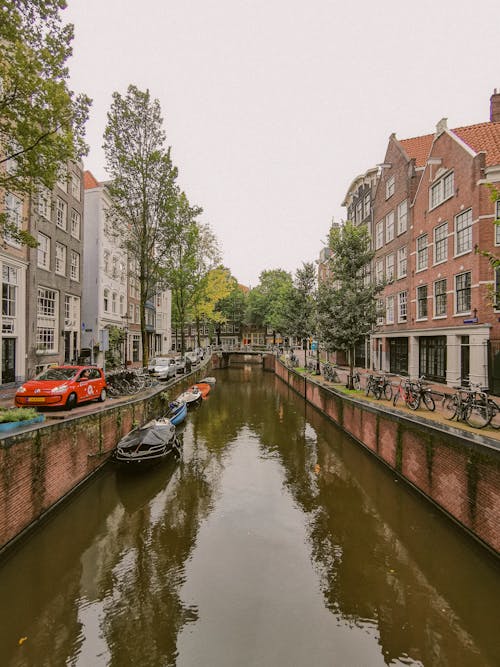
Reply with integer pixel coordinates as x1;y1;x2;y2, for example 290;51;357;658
216;279;247;344
284;262;317;348
191;266;235;346
0;0;91;244
246;269;294;344
162;193;220;354
317;222;382;388
103;85;178;366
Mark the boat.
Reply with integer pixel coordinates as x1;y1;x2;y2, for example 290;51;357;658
175;385;203;406
192;382;211;398
167;399;187;426
199;376;216;386
114;417;182;465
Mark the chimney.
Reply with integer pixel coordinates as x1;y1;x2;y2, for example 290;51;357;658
490;89;500;122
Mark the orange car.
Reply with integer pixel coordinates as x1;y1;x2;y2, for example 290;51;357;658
15;365;107;410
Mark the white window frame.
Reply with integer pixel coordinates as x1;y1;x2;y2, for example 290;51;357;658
70;250;80;282
4;192;22;247
386;175;395;200
103;288;109;312
375;259;384;284
397;199;408;235
434;223;448;264
56;197;67;231
398;291;408;323
434;279;447;318
37;233;50;270
397;246;407;279
38;187;51;220
455;272;471;315
430;171;454;209
55;242;66;276
71;173;81;201
386;295;395;324
416;285;428;320
385;211;395;243
416;234;428;271
375;220;384;249
455;208;472;256
70;209;80;239
363;193;370;219
386;253;395;282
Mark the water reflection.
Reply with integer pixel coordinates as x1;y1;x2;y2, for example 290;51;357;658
0;367;498;667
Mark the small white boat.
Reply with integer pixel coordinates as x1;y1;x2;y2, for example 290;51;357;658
176;386;203;406
199;376;216;385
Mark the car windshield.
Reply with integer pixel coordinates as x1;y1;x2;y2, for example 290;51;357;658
156;359;170;366
36;368;78;381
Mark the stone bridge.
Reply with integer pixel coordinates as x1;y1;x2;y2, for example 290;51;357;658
211;350;276;371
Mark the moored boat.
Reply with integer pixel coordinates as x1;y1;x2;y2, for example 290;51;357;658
192;382;210;398
176;386;203;406
114;417;182;465
199;376;216;386
167;400;187;426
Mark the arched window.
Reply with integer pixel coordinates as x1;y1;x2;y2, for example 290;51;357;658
112;292;117;313
103;289;109;312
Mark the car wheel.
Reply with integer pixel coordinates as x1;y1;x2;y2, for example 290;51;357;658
66;392;77;410
98;388;106;402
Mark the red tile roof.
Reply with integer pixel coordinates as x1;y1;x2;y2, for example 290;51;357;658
83;170;100;190
399;134;434;167
452;122;500;166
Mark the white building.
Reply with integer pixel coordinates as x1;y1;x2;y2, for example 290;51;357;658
153;290;172;357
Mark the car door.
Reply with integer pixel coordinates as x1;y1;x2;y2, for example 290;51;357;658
86;368;103;400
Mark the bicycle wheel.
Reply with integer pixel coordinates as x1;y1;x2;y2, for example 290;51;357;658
373;386;382;400
383;382;393;401
465;401;490;429
393;391;400;407
488;400;500;429
422;391;435;411
443;395;458;420
406;391;420;410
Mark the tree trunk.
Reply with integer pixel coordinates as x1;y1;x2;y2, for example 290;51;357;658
347;345;355;389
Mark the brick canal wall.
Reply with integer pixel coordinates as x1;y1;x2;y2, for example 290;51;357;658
275;359;500;556
0;383;181;554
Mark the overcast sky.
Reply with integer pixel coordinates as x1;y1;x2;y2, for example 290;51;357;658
65;0;500;287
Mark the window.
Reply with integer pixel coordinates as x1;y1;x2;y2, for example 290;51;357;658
375;221;384;249
56;168;68;192
112;292;117;314
455;208;472;254
56;197;67;230
386;253;395;281
419;337;447;383
376;298;384;324
129;303;134;321
2;265;17;322
103;289;109;312
64;294;80;328
455;272;471;314
37;287;57;317
375;259;384;284
386;295;395;324
417;285;428;319
55;242;66;275
416;234;428;271
434;223;448;264
397;199;408;235
71;210;80;239
386;175;395;199
104;251;110;274
70;250;80;281
398;291;408;322
135;305;140;323
37;233;50;269
120;294;125;315
37;287;58;352
385;211;395;243
4;193;22;246
363;194;370;219
397;246;407;278
71;173;81;201
356;201;363;223
434;279;447;317
38;187;51;219
430;171;454;209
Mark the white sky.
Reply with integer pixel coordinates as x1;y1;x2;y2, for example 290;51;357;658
65;0;500;287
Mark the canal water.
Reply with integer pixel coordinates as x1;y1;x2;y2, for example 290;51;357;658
0;366;499;667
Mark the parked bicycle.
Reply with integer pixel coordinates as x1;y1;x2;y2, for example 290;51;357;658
349;370;361;390
442;383;491;428
365;374;383;399
392;376;419;410
408;375;435;411
378;373;393;401
322;362;339;383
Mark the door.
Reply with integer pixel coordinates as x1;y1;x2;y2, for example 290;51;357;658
2;338;16;384
460;336;470;386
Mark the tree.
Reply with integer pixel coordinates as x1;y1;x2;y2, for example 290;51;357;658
316;222;383;388
191;266;235;346
245;269;294;344
162;193;220;354
103;85;178;366
215;278;247;344
284;262;317;348
0;0;91;244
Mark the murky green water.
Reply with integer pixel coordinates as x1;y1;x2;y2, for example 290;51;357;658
0;366;499;667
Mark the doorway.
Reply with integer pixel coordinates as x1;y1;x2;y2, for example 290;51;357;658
2;338;16;383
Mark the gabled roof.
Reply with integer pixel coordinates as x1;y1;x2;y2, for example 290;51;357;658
399;134;434;167
452;122;500;166
83;170;99;189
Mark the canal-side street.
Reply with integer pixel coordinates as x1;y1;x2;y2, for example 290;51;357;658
1;366;499;667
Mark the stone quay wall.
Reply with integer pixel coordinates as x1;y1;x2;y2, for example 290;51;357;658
275;358;500;557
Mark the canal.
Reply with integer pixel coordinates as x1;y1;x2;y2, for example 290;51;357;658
0;366;499;666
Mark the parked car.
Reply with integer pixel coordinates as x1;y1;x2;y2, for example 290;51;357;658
150;358;178;380
175;356;186;374
185;351;200;367
15;365;107;410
